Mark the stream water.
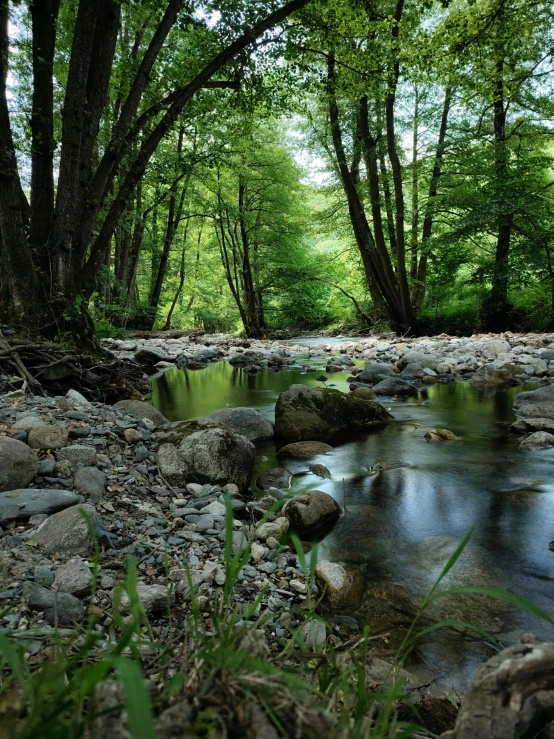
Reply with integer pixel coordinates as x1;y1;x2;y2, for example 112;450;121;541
149;343;554;690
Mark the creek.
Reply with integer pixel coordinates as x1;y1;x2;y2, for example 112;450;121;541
149;339;554;690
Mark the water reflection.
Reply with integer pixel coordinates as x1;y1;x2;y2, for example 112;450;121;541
150;360;554;688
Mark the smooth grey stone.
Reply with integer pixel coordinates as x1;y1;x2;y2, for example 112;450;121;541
0;489;79;524
37;459;56;476
24;582;85;626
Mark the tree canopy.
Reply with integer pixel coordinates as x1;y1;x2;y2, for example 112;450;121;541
1;0;553;340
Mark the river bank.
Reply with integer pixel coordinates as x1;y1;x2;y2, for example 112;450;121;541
1;331;554;735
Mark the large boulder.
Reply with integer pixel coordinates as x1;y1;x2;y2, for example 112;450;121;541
275;385;391;442
31;504;101;557
153;417;229;445
357;363;397;385
113;400;169;426
284;491;341;535
0;488;79;524
0;437;39;492
513;384;554;419
372;377;417;396
157;428;255;492
208;407;274;442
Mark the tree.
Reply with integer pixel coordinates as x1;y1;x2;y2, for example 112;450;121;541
0;0;312;347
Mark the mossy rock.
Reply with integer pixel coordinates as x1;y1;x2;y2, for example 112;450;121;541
153;417;230;445
275;384;392;442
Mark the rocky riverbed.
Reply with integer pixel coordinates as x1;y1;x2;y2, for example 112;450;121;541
2;331;554;735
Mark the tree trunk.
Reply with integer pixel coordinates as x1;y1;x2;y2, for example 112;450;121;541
384;0;417;332
410;86;419;282
481;54;513;330
162;221;190;331
327;55;404;326
413;86;452;313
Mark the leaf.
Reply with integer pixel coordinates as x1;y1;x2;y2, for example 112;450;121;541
112;656;156;739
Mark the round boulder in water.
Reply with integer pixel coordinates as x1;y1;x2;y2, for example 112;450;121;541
284;490;341;535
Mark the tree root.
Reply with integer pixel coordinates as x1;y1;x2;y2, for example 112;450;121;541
0;337;149;403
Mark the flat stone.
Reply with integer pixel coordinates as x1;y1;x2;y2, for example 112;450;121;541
278;441;334;460
0;488;79;524
120;583;172;615
59;445;97;467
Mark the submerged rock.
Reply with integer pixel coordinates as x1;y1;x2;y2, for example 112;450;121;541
275;385;391;442
425;428;458;442
278;441;334;459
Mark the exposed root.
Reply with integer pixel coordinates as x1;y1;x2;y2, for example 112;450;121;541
0;337;149;402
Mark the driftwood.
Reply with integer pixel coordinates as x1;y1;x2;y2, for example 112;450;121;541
0;337;149;403
451;635;554;739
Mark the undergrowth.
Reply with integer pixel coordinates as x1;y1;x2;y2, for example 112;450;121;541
1;507;553;738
